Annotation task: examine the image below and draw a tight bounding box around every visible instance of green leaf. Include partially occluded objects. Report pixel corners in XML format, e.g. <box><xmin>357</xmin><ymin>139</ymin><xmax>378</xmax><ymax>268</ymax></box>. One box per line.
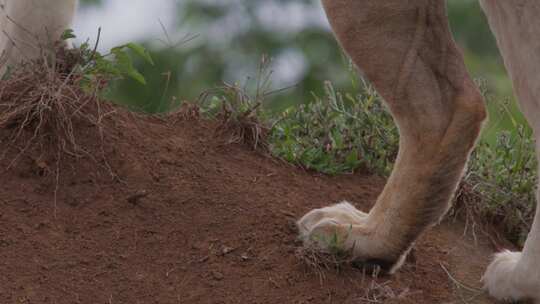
<box><xmin>126</xmin><ymin>43</ymin><xmax>154</xmax><ymax>65</ymax></box>
<box><xmin>112</xmin><ymin>48</ymin><xmax>147</xmax><ymax>84</ymax></box>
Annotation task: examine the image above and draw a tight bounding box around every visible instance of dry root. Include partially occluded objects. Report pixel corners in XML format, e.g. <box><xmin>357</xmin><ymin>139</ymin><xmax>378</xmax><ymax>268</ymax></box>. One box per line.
<box><xmin>0</xmin><ymin>44</ymin><xmax>127</xmax><ymax>218</ymax></box>
<box><xmin>0</xmin><ymin>45</ymin><xmax>116</xmax><ymax>169</ymax></box>
<box><xmin>197</xmin><ymin>82</ymin><xmax>271</xmax><ymax>152</ymax></box>
<box><xmin>218</xmin><ymin>106</ymin><xmax>269</xmax><ymax>151</ymax></box>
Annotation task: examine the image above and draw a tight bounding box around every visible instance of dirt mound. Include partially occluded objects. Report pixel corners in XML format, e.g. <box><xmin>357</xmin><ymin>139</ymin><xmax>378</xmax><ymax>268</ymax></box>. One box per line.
<box><xmin>0</xmin><ymin>93</ymin><xmax>508</xmax><ymax>304</ymax></box>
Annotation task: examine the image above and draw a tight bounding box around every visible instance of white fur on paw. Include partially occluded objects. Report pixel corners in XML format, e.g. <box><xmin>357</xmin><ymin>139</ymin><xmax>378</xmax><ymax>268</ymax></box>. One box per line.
<box><xmin>482</xmin><ymin>250</ymin><xmax>537</xmax><ymax>302</ymax></box>
<box><xmin>297</xmin><ymin>201</ymin><xmax>367</xmax><ymax>243</ymax></box>
<box><xmin>296</xmin><ymin>201</ymin><xmax>409</xmax><ymax>274</ymax></box>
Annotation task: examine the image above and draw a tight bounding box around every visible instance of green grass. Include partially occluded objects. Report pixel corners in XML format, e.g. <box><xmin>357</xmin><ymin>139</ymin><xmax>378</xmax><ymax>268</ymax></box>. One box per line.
<box><xmin>465</xmin><ymin>112</ymin><xmax>537</xmax><ymax>245</ymax></box>
<box><xmin>270</xmin><ymin>81</ymin><xmax>398</xmax><ymax>175</ymax></box>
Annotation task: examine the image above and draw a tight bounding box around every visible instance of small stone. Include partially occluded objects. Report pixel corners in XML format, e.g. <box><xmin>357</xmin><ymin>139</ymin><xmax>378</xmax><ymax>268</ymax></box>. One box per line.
<box><xmin>222</xmin><ymin>246</ymin><xmax>235</xmax><ymax>255</ymax></box>
<box><xmin>127</xmin><ymin>190</ymin><xmax>149</xmax><ymax>205</ymax></box>
<box><xmin>191</xmin><ymin>242</ymin><xmax>204</xmax><ymax>250</ymax></box>
<box><xmin>212</xmin><ymin>271</ymin><xmax>224</xmax><ymax>281</ymax></box>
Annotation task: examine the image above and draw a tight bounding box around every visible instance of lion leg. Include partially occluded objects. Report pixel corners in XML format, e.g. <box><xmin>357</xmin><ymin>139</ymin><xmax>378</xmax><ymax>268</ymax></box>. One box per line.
<box><xmin>479</xmin><ymin>1</ymin><xmax>540</xmax><ymax>302</ymax></box>
<box><xmin>298</xmin><ymin>1</ymin><xmax>486</xmax><ymax>273</ymax></box>
<box><xmin>0</xmin><ymin>0</ymin><xmax>78</xmax><ymax>68</ymax></box>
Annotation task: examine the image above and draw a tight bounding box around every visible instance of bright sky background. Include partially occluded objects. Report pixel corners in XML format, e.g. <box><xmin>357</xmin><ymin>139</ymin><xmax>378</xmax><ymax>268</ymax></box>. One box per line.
<box><xmin>73</xmin><ymin>0</ymin><xmax>178</xmax><ymax>50</ymax></box>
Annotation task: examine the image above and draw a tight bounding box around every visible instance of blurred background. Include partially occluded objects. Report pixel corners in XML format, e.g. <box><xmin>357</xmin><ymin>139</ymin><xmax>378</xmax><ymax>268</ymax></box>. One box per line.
<box><xmin>74</xmin><ymin>0</ymin><xmax>525</xmax><ymax>139</ymax></box>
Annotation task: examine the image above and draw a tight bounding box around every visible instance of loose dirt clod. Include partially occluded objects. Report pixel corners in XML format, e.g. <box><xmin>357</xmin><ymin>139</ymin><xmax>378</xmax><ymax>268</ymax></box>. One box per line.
<box><xmin>212</xmin><ymin>271</ymin><xmax>224</xmax><ymax>281</ymax></box>
<box><xmin>126</xmin><ymin>190</ymin><xmax>149</xmax><ymax>205</ymax></box>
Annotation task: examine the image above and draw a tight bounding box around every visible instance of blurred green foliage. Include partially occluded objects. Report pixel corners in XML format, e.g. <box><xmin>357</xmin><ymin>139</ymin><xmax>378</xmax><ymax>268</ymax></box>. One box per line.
<box><xmin>81</xmin><ymin>0</ymin><xmax>524</xmax><ymax>138</ymax></box>
<box><xmin>80</xmin><ymin>0</ymin><xmax>102</xmax><ymax>7</ymax></box>
<box><xmin>97</xmin><ymin>0</ymin><xmax>348</xmax><ymax>114</ymax></box>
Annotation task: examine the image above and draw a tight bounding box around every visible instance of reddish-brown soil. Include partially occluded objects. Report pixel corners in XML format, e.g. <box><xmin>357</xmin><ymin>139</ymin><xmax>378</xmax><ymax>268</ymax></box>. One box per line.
<box><xmin>0</xmin><ymin>107</ymin><xmax>504</xmax><ymax>303</ymax></box>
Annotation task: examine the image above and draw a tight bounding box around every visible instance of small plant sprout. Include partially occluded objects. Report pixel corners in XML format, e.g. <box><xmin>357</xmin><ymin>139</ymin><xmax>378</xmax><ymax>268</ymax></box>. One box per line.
<box><xmin>62</xmin><ymin>29</ymin><xmax>154</xmax><ymax>91</ymax></box>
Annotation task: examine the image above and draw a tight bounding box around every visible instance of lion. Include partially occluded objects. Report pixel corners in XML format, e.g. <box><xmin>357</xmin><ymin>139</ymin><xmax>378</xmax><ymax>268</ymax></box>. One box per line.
<box><xmin>2</xmin><ymin>0</ymin><xmax>538</xmax><ymax>303</ymax></box>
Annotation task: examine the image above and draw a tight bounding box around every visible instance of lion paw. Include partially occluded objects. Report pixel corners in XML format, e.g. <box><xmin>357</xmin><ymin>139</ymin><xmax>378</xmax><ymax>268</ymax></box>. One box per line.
<box><xmin>297</xmin><ymin>202</ymin><xmax>367</xmax><ymax>251</ymax></box>
<box><xmin>483</xmin><ymin>251</ymin><xmax>540</xmax><ymax>303</ymax></box>
<box><xmin>297</xmin><ymin>202</ymin><xmax>406</xmax><ymax>273</ymax></box>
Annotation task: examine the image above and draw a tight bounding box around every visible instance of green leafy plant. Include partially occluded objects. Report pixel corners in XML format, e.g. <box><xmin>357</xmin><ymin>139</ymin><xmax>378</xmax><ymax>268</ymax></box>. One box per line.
<box><xmin>63</xmin><ymin>29</ymin><xmax>154</xmax><ymax>91</ymax></box>
<box><xmin>196</xmin><ymin>56</ymin><xmax>274</xmax><ymax>150</ymax></box>
<box><xmin>270</xmin><ymin>81</ymin><xmax>398</xmax><ymax>175</ymax></box>
<box><xmin>463</xmin><ymin>115</ymin><xmax>537</xmax><ymax>245</ymax></box>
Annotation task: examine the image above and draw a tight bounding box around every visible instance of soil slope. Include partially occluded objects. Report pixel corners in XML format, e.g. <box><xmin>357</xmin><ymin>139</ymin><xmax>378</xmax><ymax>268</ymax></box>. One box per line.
<box><xmin>0</xmin><ymin>109</ymin><xmax>502</xmax><ymax>304</ymax></box>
